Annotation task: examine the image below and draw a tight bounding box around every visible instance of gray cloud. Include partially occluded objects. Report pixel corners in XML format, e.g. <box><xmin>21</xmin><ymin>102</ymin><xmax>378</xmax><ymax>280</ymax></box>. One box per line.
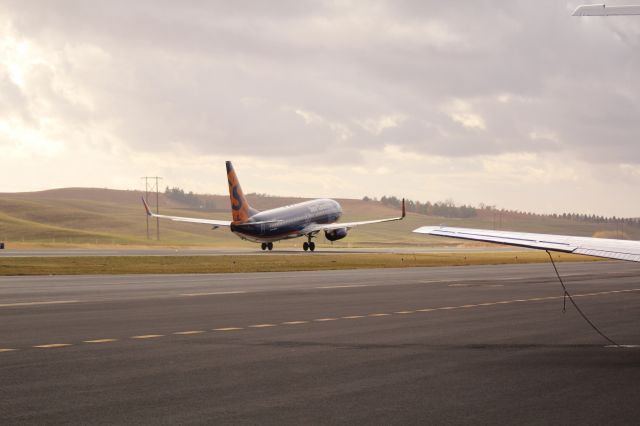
<box><xmin>1</xmin><ymin>1</ymin><xmax>640</xmax><ymax>214</ymax></box>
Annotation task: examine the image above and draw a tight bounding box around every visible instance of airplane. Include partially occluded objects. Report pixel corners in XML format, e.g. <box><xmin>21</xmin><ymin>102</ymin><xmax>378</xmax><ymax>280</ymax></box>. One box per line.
<box><xmin>573</xmin><ymin>3</ymin><xmax>640</xmax><ymax>15</ymax></box>
<box><xmin>412</xmin><ymin>226</ymin><xmax>640</xmax><ymax>262</ymax></box>
<box><xmin>142</xmin><ymin>161</ymin><xmax>405</xmax><ymax>251</ymax></box>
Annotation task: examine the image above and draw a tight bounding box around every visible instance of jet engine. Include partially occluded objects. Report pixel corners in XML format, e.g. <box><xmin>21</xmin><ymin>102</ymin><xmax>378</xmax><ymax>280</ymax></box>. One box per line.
<box><xmin>324</xmin><ymin>228</ymin><xmax>348</xmax><ymax>241</ymax></box>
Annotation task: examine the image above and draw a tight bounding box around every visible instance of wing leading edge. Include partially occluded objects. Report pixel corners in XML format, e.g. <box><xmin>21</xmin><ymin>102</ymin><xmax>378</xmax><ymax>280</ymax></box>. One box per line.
<box><xmin>413</xmin><ymin>226</ymin><xmax>640</xmax><ymax>262</ymax></box>
<box><xmin>141</xmin><ymin>197</ymin><xmax>232</xmax><ymax>227</ymax></box>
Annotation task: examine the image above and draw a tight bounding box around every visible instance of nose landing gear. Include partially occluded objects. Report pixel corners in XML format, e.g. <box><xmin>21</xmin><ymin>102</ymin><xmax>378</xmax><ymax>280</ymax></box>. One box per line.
<box><xmin>261</xmin><ymin>242</ymin><xmax>273</xmax><ymax>251</ymax></box>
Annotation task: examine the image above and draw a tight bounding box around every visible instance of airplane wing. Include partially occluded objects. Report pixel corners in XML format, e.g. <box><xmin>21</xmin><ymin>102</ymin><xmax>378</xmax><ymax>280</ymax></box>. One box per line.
<box><xmin>308</xmin><ymin>198</ymin><xmax>406</xmax><ymax>233</ymax></box>
<box><xmin>573</xmin><ymin>4</ymin><xmax>640</xmax><ymax>16</ymax></box>
<box><xmin>413</xmin><ymin>226</ymin><xmax>640</xmax><ymax>262</ymax></box>
<box><xmin>142</xmin><ymin>197</ymin><xmax>232</xmax><ymax>227</ymax></box>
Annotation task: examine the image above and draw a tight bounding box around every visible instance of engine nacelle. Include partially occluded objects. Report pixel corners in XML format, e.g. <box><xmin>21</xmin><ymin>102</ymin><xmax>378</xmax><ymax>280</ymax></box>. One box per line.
<box><xmin>324</xmin><ymin>228</ymin><xmax>348</xmax><ymax>241</ymax></box>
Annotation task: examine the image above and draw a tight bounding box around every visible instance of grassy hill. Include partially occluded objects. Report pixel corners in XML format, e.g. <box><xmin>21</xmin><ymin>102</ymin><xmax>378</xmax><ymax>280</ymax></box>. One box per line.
<box><xmin>0</xmin><ymin>188</ymin><xmax>638</xmax><ymax>249</ymax></box>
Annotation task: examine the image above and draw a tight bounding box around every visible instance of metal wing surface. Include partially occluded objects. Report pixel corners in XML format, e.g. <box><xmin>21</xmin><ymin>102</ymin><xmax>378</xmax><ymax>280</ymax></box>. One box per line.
<box><xmin>142</xmin><ymin>197</ymin><xmax>231</xmax><ymax>227</ymax></box>
<box><xmin>573</xmin><ymin>4</ymin><xmax>640</xmax><ymax>16</ymax></box>
<box><xmin>305</xmin><ymin>199</ymin><xmax>406</xmax><ymax>233</ymax></box>
<box><xmin>413</xmin><ymin>226</ymin><xmax>640</xmax><ymax>262</ymax></box>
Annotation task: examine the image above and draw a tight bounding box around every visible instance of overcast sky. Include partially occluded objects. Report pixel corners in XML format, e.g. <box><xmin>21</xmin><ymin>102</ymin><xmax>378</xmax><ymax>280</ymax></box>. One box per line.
<box><xmin>1</xmin><ymin>1</ymin><xmax>640</xmax><ymax>216</ymax></box>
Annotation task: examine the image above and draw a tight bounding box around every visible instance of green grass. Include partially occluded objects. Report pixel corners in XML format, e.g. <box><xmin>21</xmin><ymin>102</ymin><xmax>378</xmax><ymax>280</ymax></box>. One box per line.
<box><xmin>0</xmin><ymin>252</ymin><xmax>599</xmax><ymax>276</ymax></box>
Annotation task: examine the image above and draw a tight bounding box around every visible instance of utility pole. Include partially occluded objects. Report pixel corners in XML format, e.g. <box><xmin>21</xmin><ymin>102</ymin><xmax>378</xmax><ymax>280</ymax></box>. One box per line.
<box><xmin>141</xmin><ymin>176</ymin><xmax>162</xmax><ymax>240</ymax></box>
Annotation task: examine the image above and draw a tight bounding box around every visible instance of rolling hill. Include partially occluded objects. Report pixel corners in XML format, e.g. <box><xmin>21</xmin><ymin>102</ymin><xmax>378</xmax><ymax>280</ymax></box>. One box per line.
<box><xmin>0</xmin><ymin>188</ymin><xmax>637</xmax><ymax>249</ymax></box>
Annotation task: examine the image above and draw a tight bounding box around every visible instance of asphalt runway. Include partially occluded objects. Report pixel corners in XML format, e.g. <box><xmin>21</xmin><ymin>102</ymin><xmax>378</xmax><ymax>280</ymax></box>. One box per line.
<box><xmin>1</xmin><ymin>262</ymin><xmax>640</xmax><ymax>424</ymax></box>
<box><xmin>0</xmin><ymin>246</ymin><xmax>520</xmax><ymax>257</ymax></box>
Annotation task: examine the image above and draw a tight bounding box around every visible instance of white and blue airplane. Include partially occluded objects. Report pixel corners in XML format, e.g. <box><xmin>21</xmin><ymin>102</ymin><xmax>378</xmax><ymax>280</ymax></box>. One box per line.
<box><xmin>143</xmin><ymin>161</ymin><xmax>405</xmax><ymax>252</ymax></box>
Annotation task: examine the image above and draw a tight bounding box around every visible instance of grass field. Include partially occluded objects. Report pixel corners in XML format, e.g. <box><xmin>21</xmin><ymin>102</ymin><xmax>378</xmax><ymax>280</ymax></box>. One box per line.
<box><xmin>0</xmin><ymin>187</ymin><xmax>637</xmax><ymax>249</ymax></box>
<box><xmin>0</xmin><ymin>252</ymin><xmax>598</xmax><ymax>276</ymax></box>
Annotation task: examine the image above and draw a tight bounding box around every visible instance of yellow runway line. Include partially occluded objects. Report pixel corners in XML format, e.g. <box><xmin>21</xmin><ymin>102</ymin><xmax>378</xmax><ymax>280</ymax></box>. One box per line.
<box><xmin>34</xmin><ymin>343</ymin><xmax>72</xmax><ymax>349</ymax></box>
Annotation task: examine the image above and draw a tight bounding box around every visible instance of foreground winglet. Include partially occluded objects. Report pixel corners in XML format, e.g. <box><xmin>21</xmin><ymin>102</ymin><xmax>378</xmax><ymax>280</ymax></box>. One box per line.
<box><xmin>402</xmin><ymin>198</ymin><xmax>406</xmax><ymax>219</ymax></box>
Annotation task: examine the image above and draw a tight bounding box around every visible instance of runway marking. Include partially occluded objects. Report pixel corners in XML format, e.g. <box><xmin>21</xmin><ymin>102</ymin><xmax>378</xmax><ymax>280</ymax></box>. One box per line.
<box><xmin>0</xmin><ymin>300</ymin><xmax>79</xmax><ymax>308</ymax></box>
<box><xmin>10</xmin><ymin>287</ymin><xmax>640</xmax><ymax>353</ymax></box>
<box><xmin>316</xmin><ymin>285</ymin><xmax>370</xmax><ymax>289</ymax></box>
<box><xmin>180</xmin><ymin>291</ymin><xmax>247</xmax><ymax>297</ymax></box>
<box><xmin>33</xmin><ymin>343</ymin><xmax>72</xmax><ymax>349</ymax></box>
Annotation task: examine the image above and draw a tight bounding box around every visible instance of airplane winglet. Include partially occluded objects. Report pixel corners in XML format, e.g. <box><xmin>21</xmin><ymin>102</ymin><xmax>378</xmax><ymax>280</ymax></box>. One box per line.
<box><xmin>401</xmin><ymin>198</ymin><xmax>406</xmax><ymax>219</ymax></box>
<box><xmin>141</xmin><ymin>197</ymin><xmax>152</xmax><ymax>216</ymax></box>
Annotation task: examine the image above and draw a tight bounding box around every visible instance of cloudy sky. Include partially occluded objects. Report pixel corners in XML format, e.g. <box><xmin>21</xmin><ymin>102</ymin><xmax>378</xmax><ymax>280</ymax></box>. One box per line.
<box><xmin>1</xmin><ymin>1</ymin><xmax>640</xmax><ymax>216</ymax></box>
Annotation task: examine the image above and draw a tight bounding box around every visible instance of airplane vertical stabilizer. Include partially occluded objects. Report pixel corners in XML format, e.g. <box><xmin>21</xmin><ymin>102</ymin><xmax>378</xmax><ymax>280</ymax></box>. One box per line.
<box><xmin>226</xmin><ymin>161</ymin><xmax>258</xmax><ymax>223</ymax></box>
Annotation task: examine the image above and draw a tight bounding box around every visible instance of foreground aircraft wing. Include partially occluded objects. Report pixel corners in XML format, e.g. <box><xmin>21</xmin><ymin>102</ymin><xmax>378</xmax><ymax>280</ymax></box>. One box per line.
<box><xmin>307</xmin><ymin>199</ymin><xmax>406</xmax><ymax>233</ymax></box>
<box><xmin>413</xmin><ymin>226</ymin><xmax>640</xmax><ymax>262</ymax></box>
<box><xmin>141</xmin><ymin>197</ymin><xmax>232</xmax><ymax>227</ymax></box>
<box><xmin>573</xmin><ymin>4</ymin><xmax>640</xmax><ymax>16</ymax></box>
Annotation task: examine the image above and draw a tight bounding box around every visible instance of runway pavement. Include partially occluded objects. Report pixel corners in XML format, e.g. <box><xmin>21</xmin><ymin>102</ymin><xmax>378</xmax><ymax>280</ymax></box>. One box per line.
<box><xmin>1</xmin><ymin>262</ymin><xmax>640</xmax><ymax>424</ymax></box>
<box><xmin>0</xmin><ymin>246</ymin><xmax>520</xmax><ymax>257</ymax></box>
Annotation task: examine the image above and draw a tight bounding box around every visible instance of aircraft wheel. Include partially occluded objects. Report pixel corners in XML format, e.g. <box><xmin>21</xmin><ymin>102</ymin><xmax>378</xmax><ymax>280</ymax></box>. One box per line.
<box><xmin>267</xmin><ymin>242</ymin><xmax>273</xmax><ymax>251</ymax></box>
<box><xmin>309</xmin><ymin>242</ymin><xmax>316</xmax><ymax>251</ymax></box>
<box><xmin>261</xmin><ymin>243</ymin><xmax>267</xmax><ymax>251</ymax></box>
<box><xmin>303</xmin><ymin>242</ymin><xmax>309</xmax><ymax>251</ymax></box>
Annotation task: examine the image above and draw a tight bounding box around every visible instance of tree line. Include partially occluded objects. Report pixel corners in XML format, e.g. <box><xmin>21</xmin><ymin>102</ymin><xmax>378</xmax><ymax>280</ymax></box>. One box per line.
<box><xmin>164</xmin><ymin>187</ymin><xmax>216</xmax><ymax>210</ymax></box>
<box><xmin>364</xmin><ymin>195</ymin><xmax>478</xmax><ymax>218</ymax></box>
<box><xmin>368</xmin><ymin>194</ymin><xmax>640</xmax><ymax>225</ymax></box>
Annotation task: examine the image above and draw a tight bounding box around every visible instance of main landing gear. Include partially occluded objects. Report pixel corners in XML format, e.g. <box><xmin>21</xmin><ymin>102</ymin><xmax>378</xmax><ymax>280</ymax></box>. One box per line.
<box><xmin>303</xmin><ymin>236</ymin><xmax>316</xmax><ymax>252</ymax></box>
<box><xmin>261</xmin><ymin>242</ymin><xmax>273</xmax><ymax>251</ymax></box>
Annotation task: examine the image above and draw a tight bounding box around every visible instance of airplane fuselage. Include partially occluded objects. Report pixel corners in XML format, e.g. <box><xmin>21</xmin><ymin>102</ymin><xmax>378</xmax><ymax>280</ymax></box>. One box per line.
<box><xmin>230</xmin><ymin>199</ymin><xmax>342</xmax><ymax>243</ymax></box>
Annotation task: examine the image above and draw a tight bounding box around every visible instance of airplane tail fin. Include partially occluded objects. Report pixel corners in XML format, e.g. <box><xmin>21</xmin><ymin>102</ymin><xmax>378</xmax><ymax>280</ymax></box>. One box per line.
<box><xmin>226</xmin><ymin>161</ymin><xmax>258</xmax><ymax>223</ymax></box>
